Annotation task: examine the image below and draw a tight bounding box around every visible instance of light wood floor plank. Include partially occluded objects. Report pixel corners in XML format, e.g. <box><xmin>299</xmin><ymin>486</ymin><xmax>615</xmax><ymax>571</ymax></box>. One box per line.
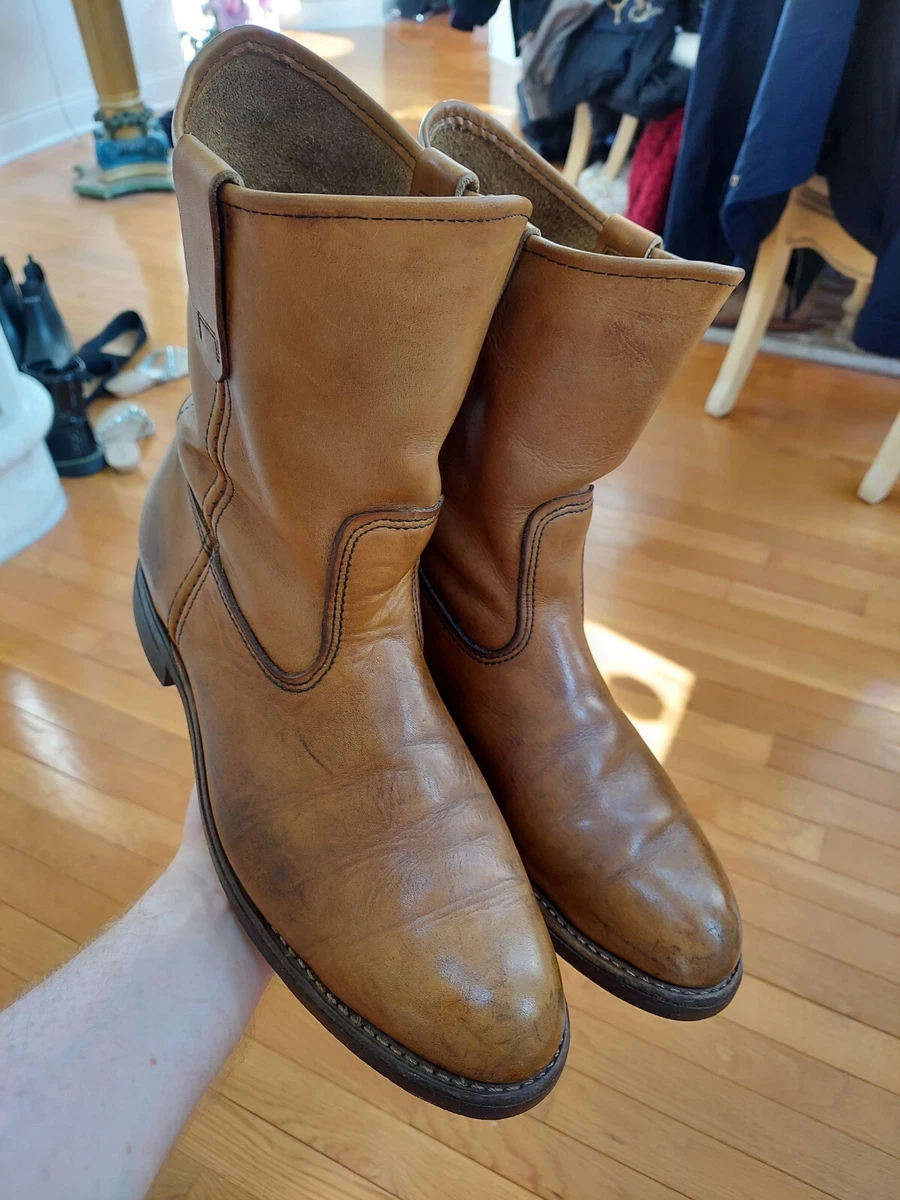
<box><xmin>563</xmin><ymin>967</ymin><xmax>900</xmax><ymax>1159</ymax></box>
<box><xmin>255</xmin><ymin>984</ymin><xmax>685</xmax><ymax>1200</ymax></box>
<box><xmin>180</xmin><ymin>1095</ymin><xmax>396</xmax><ymax>1200</ymax></box>
<box><xmin>0</xmin><ymin>700</ymin><xmax>188</xmax><ymax>821</ymax></box>
<box><xmin>732</xmin><ymin>872</ymin><xmax>900</xmax><ymax>983</ymax></box>
<box><xmin>702</xmin><ymin>822</ymin><xmax>900</xmax><ymax>934</ymax></box>
<box><xmin>727</xmin><ymin>977</ymin><xmax>900</xmax><ymax>1094</ymax></box>
<box><xmin>221</xmin><ymin>1039</ymin><xmax>543</xmax><ymax>1200</ymax></box>
<box><xmin>0</xmin><ymin>904</ymin><xmax>76</xmax><ymax>981</ymax></box>
<box><xmin>0</xmin><ymin>788</ymin><xmax>158</xmax><ymax>904</ymax></box>
<box><xmin>539</xmin><ymin>1070</ymin><xmax>828</xmax><ymax>1200</ymax></box>
<box><xmin>742</xmin><ymin>924</ymin><xmax>900</xmax><ymax>1036</ymax></box>
<box><xmin>0</xmin><ymin>667</ymin><xmax>193</xmax><ymax>778</ymax></box>
<box><xmin>566</xmin><ymin>1010</ymin><xmax>898</xmax><ymax>1199</ymax></box>
<box><xmin>0</xmin><ymin>744</ymin><xmax>179</xmax><ymax>865</ymax></box>
<box><xmin>768</xmin><ymin>738</ymin><xmax>900</xmax><ymax>808</ymax></box>
<box><xmin>670</xmin><ymin>742</ymin><xmax>900</xmax><ymax>846</ymax></box>
<box><xmin>0</xmin><ymin>840</ymin><xmax>119</xmax><ymax>943</ymax></box>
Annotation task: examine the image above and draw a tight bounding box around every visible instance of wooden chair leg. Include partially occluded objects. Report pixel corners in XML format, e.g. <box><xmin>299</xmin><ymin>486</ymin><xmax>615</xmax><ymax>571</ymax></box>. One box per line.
<box><xmin>602</xmin><ymin>113</ymin><xmax>639</xmax><ymax>181</ymax></box>
<box><xmin>705</xmin><ymin>221</ymin><xmax>794</xmax><ymax>418</ymax></box>
<box><xmin>858</xmin><ymin>409</ymin><xmax>900</xmax><ymax>503</ymax></box>
<box><xmin>841</xmin><ymin>278</ymin><xmax>871</xmax><ymax>334</ymax></box>
<box><xmin>563</xmin><ymin>103</ymin><xmax>593</xmax><ymax>184</ymax></box>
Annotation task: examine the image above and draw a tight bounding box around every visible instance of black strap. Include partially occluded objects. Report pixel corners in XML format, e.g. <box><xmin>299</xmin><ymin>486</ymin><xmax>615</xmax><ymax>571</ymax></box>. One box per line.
<box><xmin>76</xmin><ymin>310</ymin><xmax>147</xmax><ymax>401</ymax></box>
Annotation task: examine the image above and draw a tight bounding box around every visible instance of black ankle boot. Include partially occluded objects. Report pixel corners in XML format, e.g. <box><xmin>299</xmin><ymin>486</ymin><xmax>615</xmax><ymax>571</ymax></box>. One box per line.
<box><xmin>0</xmin><ymin>258</ymin><xmax>25</xmax><ymax>367</ymax></box>
<box><xmin>28</xmin><ymin>358</ymin><xmax>105</xmax><ymax>478</ymax></box>
<box><xmin>20</xmin><ymin>256</ymin><xmax>74</xmax><ymax>372</ymax></box>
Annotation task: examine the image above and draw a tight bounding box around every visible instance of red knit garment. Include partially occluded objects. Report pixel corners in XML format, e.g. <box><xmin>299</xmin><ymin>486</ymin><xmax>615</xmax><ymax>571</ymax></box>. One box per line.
<box><xmin>626</xmin><ymin>107</ymin><xmax>685</xmax><ymax>235</ymax></box>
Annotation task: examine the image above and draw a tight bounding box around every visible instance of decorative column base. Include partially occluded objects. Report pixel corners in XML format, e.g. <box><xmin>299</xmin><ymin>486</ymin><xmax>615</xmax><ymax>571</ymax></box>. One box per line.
<box><xmin>74</xmin><ymin>104</ymin><xmax>173</xmax><ymax>199</ymax></box>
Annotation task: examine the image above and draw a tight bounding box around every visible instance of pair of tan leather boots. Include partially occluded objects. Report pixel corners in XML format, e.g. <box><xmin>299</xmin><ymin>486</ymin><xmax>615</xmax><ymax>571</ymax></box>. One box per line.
<box><xmin>136</xmin><ymin>27</ymin><xmax>743</xmax><ymax>1118</ymax></box>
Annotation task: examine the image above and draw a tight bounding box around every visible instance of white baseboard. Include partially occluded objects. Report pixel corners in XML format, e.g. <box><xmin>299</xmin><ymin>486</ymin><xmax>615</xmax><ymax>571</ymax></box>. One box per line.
<box><xmin>281</xmin><ymin>1</ymin><xmax>386</xmax><ymax>32</ymax></box>
<box><xmin>0</xmin><ymin>66</ymin><xmax>184</xmax><ymax>168</ymax></box>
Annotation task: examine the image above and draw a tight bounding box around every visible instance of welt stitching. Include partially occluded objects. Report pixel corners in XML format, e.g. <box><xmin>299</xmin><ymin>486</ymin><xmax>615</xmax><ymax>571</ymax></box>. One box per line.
<box><xmin>214</xmin><ymin>514</ymin><xmax>438</xmax><ymax>692</ymax></box>
<box><xmin>221</xmin><ymin>204</ymin><xmax>526</xmax><ymax>225</ymax></box>
<box><xmin>433</xmin><ymin>114</ymin><xmax>602</xmax><ymax>230</ymax></box>
<box><xmin>187</xmin><ymin>41</ymin><xmax>414</xmax><ymax>168</ymax></box>
<box><xmin>528</xmin><ymin>250</ymin><xmax>735</xmax><ymax>286</ymax></box>
<box><xmin>535</xmin><ymin>892</ymin><xmax>738</xmax><ymax>999</ymax></box>
<box><xmin>423</xmin><ymin>497</ymin><xmax>593</xmax><ymax>665</ymax></box>
<box><xmin>269</xmin><ymin>928</ymin><xmax>564</xmax><ymax>1092</ymax></box>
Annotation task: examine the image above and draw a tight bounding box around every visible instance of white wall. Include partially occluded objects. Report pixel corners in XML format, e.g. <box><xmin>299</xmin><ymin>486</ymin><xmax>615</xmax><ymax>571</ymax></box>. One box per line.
<box><xmin>0</xmin><ymin>0</ymin><xmax>185</xmax><ymax>166</ymax></box>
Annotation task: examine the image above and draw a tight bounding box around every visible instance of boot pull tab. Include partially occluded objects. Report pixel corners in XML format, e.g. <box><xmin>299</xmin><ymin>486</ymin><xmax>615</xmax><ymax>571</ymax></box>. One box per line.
<box><xmin>410</xmin><ymin>146</ymin><xmax>479</xmax><ymax>197</ymax></box>
<box><xmin>172</xmin><ymin>134</ymin><xmax>243</xmax><ymax>381</ymax></box>
<box><xmin>595</xmin><ymin>213</ymin><xmax>663</xmax><ymax>259</ymax></box>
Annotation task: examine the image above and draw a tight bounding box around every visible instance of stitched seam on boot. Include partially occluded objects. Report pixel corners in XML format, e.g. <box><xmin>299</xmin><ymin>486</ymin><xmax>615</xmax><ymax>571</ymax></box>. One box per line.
<box><xmin>210</xmin><ymin>379</ymin><xmax>236</xmax><ymax>533</ymax></box>
<box><xmin>198</xmin><ymin>384</ymin><xmax>226</xmax><ymax>516</ymax></box>
<box><xmin>174</xmin><ymin>557</ymin><xmax>212</xmax><ymax>644</ymax></box>
<box><xmin>420</xmin><ymin>492</ymin><xmax>594</xmax><ymax>665</ymax></box>
<box><xmin>527</xmin><ymin>247</ymin><xmax>735</xmax><ymax>286</ymax></box>
<box><xmin>221</xmin><ymin>204</ymin><xmax>527</xmax><ymax>225</ymax></box>
<box><xmin>411</xmin><ymin>568</ymin><xmax>423</xmax><ymax>648</ymax></box>
<box><xmin>166</xmin><ymin>385</ymin><xmax>228</xmax><ymax>637</ymax></box>
<box><xmin>164</xmin><ymin>478</ymin><xmax>214</xmax><ymax>634</ymax></box>
<box><xmin>164</xmin><ymin>483</ymin><xmax>213</xmax><ymax>639</ymax></box>
<box><xmin>210</xmin><ymin>510</ymin><xmax>439</xmax><ymax>690</ymax></box>
<box><xmin>201</xmin><ymin>381</ymin><xmax>233</xmax><ymax>520</ymax></box>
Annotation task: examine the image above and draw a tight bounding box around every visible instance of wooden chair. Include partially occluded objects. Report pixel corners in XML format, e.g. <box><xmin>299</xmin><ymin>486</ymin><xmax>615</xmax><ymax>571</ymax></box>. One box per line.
<box><xmin>562</xmin><ymin>104</ymin><xmax>639</xmax><ymax>184</ymax></box>
<box><xmin>561</xmin><ymin>31</ymin><xmax>698</xmax><ymax>186</ymax></box>
<box><xmin>705</xmin><ymin>176</ymin><xmax>899</xmax><ymax>503</ymax></box>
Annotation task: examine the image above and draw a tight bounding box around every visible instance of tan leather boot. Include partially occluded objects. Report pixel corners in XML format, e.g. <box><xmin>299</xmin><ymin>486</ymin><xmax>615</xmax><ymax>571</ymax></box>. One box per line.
<box><xmin>134</xmin><ymin>31</ymin><xmax>567</xmax><ymax>1116</ymax></box>
<box><xmin>419</xmin><ymin>103</ymin><xmax>745</xmax><ymax>1020</ymax></box>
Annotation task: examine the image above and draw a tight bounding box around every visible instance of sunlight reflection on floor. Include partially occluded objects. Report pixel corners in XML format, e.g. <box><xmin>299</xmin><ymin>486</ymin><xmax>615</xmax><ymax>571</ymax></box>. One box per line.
<box><xmin>584</xmin><ymin>620</ymin><xmax>695</xmax><ymax>764</ymax></box>
<box><xmin>283</xmin><ymin>31</ymin><xmax>356</xmax><ymax>60</ymax></box>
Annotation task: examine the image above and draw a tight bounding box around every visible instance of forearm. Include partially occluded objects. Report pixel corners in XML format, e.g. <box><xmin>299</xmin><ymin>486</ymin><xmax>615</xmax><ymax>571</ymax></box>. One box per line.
<box><xmin>0</xmin><ymin>846</ymin><xmax>272</xmax><ymax>1200</ymax></box>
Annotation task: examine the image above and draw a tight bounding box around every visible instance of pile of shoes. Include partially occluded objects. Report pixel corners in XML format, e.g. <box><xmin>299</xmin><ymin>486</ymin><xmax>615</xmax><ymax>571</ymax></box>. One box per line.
<box><xmin>0</xmin><ymin>258</ymin><xmax>184</xmax><ymax>477</ymax></box>
<box><xmin>135</xmin><ymin>27</ymin><xmax>744</xmax><ymax>1118</ymax></box>
<box><xmin>1</xmin><ymin>255</ymin><xmax>106</xmax><ymax>478</ymax></box>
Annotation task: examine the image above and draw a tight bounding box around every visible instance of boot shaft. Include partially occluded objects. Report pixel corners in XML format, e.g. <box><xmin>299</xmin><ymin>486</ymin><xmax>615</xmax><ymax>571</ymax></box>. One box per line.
<box><xmin>419</xmin><ymin>103</ymin><xmax>742</xmax><ymax>639</ymax></box>
<box><xmin>142</xmin><ymin>32</ymin><xmax>531</xmax><ymax>670</ymax></box>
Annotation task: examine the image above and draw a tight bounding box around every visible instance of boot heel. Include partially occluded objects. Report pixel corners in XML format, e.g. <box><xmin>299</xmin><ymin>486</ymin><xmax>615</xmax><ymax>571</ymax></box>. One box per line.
<box><xmin>133</xmin><ymin>564</ymin><xmax>176</xmax><ymax>687</ymax></box>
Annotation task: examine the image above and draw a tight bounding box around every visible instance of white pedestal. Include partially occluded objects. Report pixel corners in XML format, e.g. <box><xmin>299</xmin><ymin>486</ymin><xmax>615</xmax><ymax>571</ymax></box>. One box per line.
<box><xmin>0</xmin><ymin>328</ymin><xmax>67</xmax><ymax>565</ymax></box>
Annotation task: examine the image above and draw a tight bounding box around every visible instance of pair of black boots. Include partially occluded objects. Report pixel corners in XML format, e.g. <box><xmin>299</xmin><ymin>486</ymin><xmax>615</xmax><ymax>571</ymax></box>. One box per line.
<box><xmin>1</xmin><ymin>256</ymin><xmax>104</xmax><ymax>478</ymax></box>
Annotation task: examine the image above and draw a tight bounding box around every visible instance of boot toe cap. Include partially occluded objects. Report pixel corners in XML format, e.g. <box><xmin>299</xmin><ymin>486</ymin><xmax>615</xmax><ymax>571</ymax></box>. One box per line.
<box><xmin>545</xmin><ymin>824</ymin><xmax>742</xmax><ymax>991</ymax></box>
<box><xmin>306</xmin><ymin>878</ymin><xmax>568</xmax><ymax>1085</ymax></box>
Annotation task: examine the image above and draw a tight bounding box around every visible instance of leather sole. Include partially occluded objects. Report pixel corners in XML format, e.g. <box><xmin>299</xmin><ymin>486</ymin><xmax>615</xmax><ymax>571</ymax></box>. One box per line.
<box><xmin>133</xmin><ymin>563</ymin><xmax>568</xmax><ymax>1117</ymax></box>
<box><xmin>535</xmin><ymin>889</ymin><xmax>743</xmax><ymax>1021</ymax></box>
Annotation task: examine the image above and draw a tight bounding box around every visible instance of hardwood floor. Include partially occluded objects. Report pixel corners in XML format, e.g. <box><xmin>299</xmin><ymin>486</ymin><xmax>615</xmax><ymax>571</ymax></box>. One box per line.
<box><xmin>1</xmin><ymin>16</ymin><xmax>899</xmax><ymax>1200</ymax></box>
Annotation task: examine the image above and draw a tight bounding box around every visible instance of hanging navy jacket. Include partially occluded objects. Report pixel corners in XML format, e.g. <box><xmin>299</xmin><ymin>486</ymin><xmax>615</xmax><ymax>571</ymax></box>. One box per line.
<box><xmin>665</xmin><ymin>0</ymin><xmax>900</xmax><ymax>356</ymax></box>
